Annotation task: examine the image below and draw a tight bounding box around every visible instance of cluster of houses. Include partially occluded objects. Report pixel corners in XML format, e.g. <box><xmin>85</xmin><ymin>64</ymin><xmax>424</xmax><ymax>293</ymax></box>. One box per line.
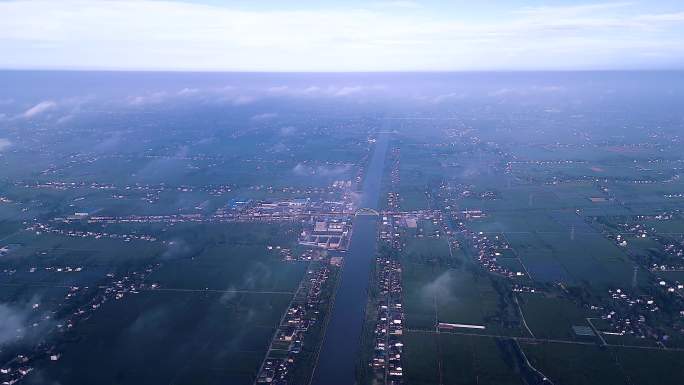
<box><xmin>0</xmin><ymin>264</ymin><xmax>159</xmax><ymax>385</ymax></box>
<box><xmin>330</xmin><ymin>180</ymin><xmax>353</xmax><ymax>190</ymax></box>
<box><xmin>0</xmin><ymin>244</ymin><xmax>20</xmax><ymax>257</ymax></box>
<box><xmin>454</xmin><ymin>221</ymin><xmax>526</xmax><ymax>279</ymax></box>
<box><xmin>19</xmin><ymin>179</ymin><xmax>240</xmax><ymax>197</ymax></box>
<box><xmin>214</xmin><ymin>198</ymin><xmax>355</xmax><ymax>226</ymax></box>
<box><xmin>386</xmin><ymin>192</ymin><xmax>400</xmax><ymax>211</ymax></box>
<box><xmin>256</xmin><ymin>265</ymin><xmax>331</xmax><ymax>384</ymax></box>
<box><xmin>385</xmin><ymin>147</ymin><xmax>401</xmax><ymax>211</ymax></box>
<box><xmin>511</xmin><ymin>283</ymin><xmax>538</xmax><ymax>293</ymax></box>
<box><xmin>27</xmin><ymin>221</ymin><xmax>157</xmax><ymax>243</ymax></box>
<box><xmin>598</xmin><ymin>288</ymin><xmax>664</xmax><ymax>341</ymax></box>
<box><xmin>379</xmin><ymin>215</ymin><xmax>403</xmax><ymax>251</ymax></box>
<box><xmin>20</xmin><ymin>176</ymin><xmax>353</xmax><ymax>204</ymax></box>
<box><xmin>271</xmin><ymin>246</ymin><xmax>323</xmax><ymax>262</ymax></box>
<box><xmin>1</xmin><ymin>355</ymin><xmax>36</xmax><ymax>385</ymax></box>
<box><xmin>370</xmin><ymin>257</ymin><xmax>404</xmax><ymax>384</ymax></box>
<box><xmin>654</xmin><ymin>277</ymin><xmax>684</xmax><ymax>296</ymax></box>
<box><xmin>381</xmin><ymin>210</ymin><xmax>448</xmax><ymax>251</ymax></box>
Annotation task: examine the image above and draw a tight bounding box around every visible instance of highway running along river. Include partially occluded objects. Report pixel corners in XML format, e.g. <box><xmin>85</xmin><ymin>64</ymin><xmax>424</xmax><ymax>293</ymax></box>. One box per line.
<box><xmin>311</xmin><ymin>133</ymin><xmax>389</xmax><ymax>385</ymax></box>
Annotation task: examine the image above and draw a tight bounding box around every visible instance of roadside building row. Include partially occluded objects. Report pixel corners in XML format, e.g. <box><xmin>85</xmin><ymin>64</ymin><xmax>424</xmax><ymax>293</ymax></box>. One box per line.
<box><xmin>256</xmin><ymin>264</ymin><xmax>332</xmax><ymax>385</ymax></box>
<box><xmin>370</xmin><ymin>257</ymin><xmax>404</xmax><ymax>385</ymax></box>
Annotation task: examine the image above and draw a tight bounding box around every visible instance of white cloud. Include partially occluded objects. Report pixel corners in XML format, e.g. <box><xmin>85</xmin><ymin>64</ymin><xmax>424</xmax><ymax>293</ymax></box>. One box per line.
<box><xmin>333</xmin><ymin>86</ymin><xmax>364</xmax><ymax>96</ymax></box>
<box><xmin>293</xmin><ymin>162</ymin><xmax>352</xmax><ymax>177</ymax></box>
<box><xmin>267</xmin><ymin>86</ymin><xmax>289</xmax><ymax>93</ymax></box>
<box><xmin>177</xmin><ymin>87</ymin><xmax>200</xmax><ymax>96</ymax></box>
<box><xmin>127</xmin><ymin>91</ymin><xmax>169</xmax><ymax>106</ymax></box>
<box><xmin>232</xmin><ymin>95</ymin><xmax>256</xmax><ymax>106</ymax></box>
<box><xmin>22</xmin><ymin>100</ymin><xmax>57</xmax><ymax>118</ymax></box>
<box><xmin>56</xmin><ymin>114</ymin><xmax>75</xmax><ymax>124</ymax></box>
<box><xmin>265</xmin><ymin>84</ymin><xmax>384</xmax><ymax>98</ymax></box>
<box><xmin>430</xmin><ymin>92</ymin><xmax>466</xmax><ymax>104</ymax></box>
<box><xmin>280</xmin><ymin>126</ymin><xmax>297</xmax><ymax>136</ymax></box>
<box><xmin>370</xmin><ymin>1</ymin><xmax>422</xmax><ymax>9</ymax></box>
<box><xmin>2</xmin><ymin>1</ymin><xmax>681</xmax><ymax>71</ymax></box>
<box><xmin>251</xmin><ymin>112</ymin><xmax>278</xmax><ymax>121</ymax></box>
<box><xmin>0</xmin><ymin>300</ymin><xmax>52</xmax><ymax>346</ymax></box>
<box><xmin>636</xmin><ymin>12</ymin><xmax>684</xmax><ymax>22</ymax></box>
<box><xmin>301</xmin><ymin>86</ymin><xmax>321</xmax><ymax>94</ymax></box>
<box><xmin>488</xmin><ymin>85</ymin><xmax>566</xmax><ymax>97</ymax></box>
<box><xmin>516</xmin><ymin>2</ymin><xmax>635</xmax><ymax>18</ymax></box>
<box><xmin>0</xmin><ymin>303</ymin><xmax>30</xmax><ymax>345</ymax></box>
<box><xmin>124</xmin><ymin>87</ymin><xmax>261</xmax><ymax>107</ymax></box>
<box><xmin>292</xmin><ymin>163</ymin><xmax>308</xmax><ymax>176</ymax></box>
<box><xmin>0</xmin><ymin>138</ymin><xmax>11</xmax><ymax>151</ymax></box>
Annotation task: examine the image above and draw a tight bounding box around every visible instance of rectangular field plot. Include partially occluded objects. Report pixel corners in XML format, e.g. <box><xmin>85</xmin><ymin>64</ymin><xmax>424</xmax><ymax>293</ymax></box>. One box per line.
<box><xmin>0</xmin><ymin>233</ymin><xmax>163</xmax><ymax>307</ymax></box>
<box><xmin>3</xmin><ymin>221</ymin><xmax>307</xmax><ymax>385</ymax></box>
<box><xmin>398</xmin><ymin>187</ymin><xmax>431</xmax><ymax>211</ymax></box>
<box><xmin>441</xmin><ymin>334</ymin><xmax>521</xmax><ymax>385</ymax></box>
<box><xmin>403</xmin><ymin>332</ymin><xmax>522</xmax><ymax>385</ymax></box>
<box><xmin>0</xmin><ymin>231</ymin><xmax>163</xmax><ymax>267</ymax></box>
<box><xmin>148</xmin><ymin>245</ymin><xmax>306</xmax><ymax>292</ymax></box>
<box><xmin>467</xmin><ymin>211</ymin><xmax>568</xmax><ymax>234</ymax></box>
<box><xmin>403</xmin><ymin>332</ymin><xmax>440</xmax><ymax>385</ymax></box>
<box><xmin>28</xmin><ymin>290</ymin><xmax>291</xmax><ymax>385</ymax></box>
<box><xmin>522</xmin><ymin>342</ymin><xmax>684</xmax><ymax>385</ymax></box>
<box><xmin>613</xmin><ymin>347</ymin><xmax>684</xmax><ymax>385</ymax></box>
<box><xmin>402</xmin><ymin>263</ymin><xmax>504</xmax><ymax>331</ymax></box>
<box><xmin>522</xmin><ymin>342</ymin><xmax>628</xmax><ymax>385</ymax></box>
<box><xmin>507</xmin><ymin>232</ymin><xmax>634</xmax><ymax>287</ymax></box>
<box><xmin>643</xmin><ymin>218</ymin><xmax>684</xmax><ymax>234</ymax></box>
<box><xmin>519</xmin><ymin>294</ymin><xmax>597</xmax><ymax>340</ymax></box>
<box><xmin>402</xmin><ymin>237</ymin><xmax>453</xmax><ymax>265</ymax></box>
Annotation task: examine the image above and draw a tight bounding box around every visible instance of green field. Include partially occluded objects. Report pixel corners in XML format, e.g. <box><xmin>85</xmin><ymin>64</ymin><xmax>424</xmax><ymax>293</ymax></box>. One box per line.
<box><xmin>0</xmin><ymin>222</ymin><xmax>308</xmax><ymax>385</ymax></box>
<box><xmin>523</xmin><ymin>342</ymin><xmax>684</xmax><ymax>385</ymax></box>
<box><xmin>404</xmin><ymin>332</ymin><xmax>522</xmax><ymax>385</ymax></box>
<box><xmin>33</xmin><ymin>290</ymin><xmax>289</xmax><ymax>385</ymax></box>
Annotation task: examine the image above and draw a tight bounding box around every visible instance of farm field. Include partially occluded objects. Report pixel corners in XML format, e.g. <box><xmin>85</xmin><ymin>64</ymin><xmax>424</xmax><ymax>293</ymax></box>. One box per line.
<box><xmin>375</xmin><ymin>99</ymin><xmax>684</xmax><ymax>384</ymax></box>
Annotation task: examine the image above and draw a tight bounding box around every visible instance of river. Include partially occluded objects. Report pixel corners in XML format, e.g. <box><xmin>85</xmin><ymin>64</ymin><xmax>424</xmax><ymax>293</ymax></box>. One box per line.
<box><xmin>310</xmin><ymin>133</ymin><xmax>389</xmax><ymax>385</ymax></box>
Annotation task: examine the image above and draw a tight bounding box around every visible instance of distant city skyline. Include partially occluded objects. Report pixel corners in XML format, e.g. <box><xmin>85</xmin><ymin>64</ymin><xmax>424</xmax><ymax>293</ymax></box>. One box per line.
<box><xmin>1</xmin><ymin>0</ymin><xmax>684</xmax><ymax>71</ymax></box>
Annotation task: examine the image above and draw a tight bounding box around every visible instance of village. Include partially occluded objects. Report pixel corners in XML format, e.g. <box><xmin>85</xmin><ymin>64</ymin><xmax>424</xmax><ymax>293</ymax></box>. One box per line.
<box><xmin>255</xmin><ymin>262</ymin><xmax>334</xmax><ymax>385</ymax></box>
<box><xmin>369</xmin><ymin>257</ymin><xmax>405</xmax><ymax>385</ymax></box>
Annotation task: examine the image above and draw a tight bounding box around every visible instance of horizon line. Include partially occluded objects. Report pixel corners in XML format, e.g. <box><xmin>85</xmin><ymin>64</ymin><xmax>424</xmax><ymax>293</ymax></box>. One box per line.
<box><xmin>2</xmin><ymin>67</ymin><xmax>684</xmax><ymax>74</ymax></box>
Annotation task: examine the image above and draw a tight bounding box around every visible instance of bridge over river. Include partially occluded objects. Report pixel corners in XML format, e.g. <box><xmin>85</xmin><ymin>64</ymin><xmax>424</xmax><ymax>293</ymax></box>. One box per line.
<box><xmin>355</xmin><ymin>208</ymin><xmax>380</xmax><ymax>216</ymax></box>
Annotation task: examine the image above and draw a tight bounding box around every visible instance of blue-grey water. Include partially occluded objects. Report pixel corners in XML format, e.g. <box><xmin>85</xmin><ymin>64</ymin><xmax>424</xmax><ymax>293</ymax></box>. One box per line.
<box><xmin>311</xmin><ymin>133</ymin><xmax>389</xmax><ymax>385</ymax></box>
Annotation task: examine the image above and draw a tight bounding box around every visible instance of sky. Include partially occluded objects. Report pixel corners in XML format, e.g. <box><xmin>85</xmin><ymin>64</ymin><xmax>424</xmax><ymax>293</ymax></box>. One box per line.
<box><xmin>1</xmin><ymin>0</ymin><xmax>684</xmax><ymax>71</ymax></box>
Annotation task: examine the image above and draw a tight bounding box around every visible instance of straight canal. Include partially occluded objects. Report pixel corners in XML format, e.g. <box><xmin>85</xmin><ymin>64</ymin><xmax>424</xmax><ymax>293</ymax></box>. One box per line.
<box><xmin>311</xmin><ymin>133</ymin><xmax>389</xmax><ymax>385</ymax></box>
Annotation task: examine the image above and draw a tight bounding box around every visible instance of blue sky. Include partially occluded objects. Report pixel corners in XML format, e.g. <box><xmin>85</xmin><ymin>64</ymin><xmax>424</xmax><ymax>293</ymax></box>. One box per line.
<box><xmin>1</xmin><ymin>0</ymin><xmax>683</xmax><ymax>71</ymax></box>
